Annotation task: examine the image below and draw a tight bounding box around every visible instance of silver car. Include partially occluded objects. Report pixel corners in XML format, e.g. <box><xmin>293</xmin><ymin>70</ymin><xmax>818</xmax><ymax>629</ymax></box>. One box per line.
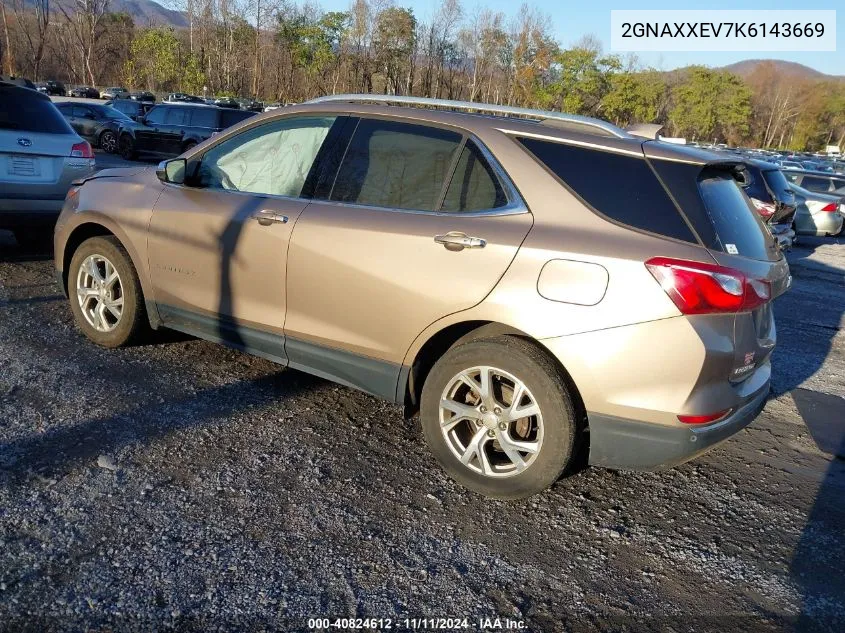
<box><xmin>790</xmin><ymin>183</ymin><xmax>844</xmax><ymax>236</ymax></box>
<box><xmin>0</xmin><ymin>80</ymin><xmax>96</xmax><ymax>245</ymax></box>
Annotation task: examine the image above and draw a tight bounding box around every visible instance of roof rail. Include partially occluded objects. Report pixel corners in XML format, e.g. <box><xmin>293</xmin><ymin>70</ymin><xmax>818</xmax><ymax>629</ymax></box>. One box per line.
<box><xmin>305</xmin><ymin>94</ymin><xmax>631</xmax><ymax>139</ymax></box>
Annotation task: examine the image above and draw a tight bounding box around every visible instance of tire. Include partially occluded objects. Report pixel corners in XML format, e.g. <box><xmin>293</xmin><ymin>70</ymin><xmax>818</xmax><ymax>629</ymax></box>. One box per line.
<box><xmin>420</xmin><ymin>336</ymin><xmax>577</xmax><ymax>499</ymax></box>
<box><xmin>118</xmin><ymin>134</ymin><xmax>136</xmax><ymax>160</ymax></box>
<box><xmin>68</xmin><ymin>236</ymin><xmax>149</xmax><ymax>348</ymax></box>
<box><xmin>99</xmin><ymin>129</ymin><xmax>117</xmax><ymax>153</ymax></box>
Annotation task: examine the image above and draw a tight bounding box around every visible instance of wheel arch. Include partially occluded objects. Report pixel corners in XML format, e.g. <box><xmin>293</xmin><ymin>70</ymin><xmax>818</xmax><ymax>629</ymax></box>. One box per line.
<box><xmin>60</xmin><ymin>220</ymin><xmax>161</xmax><ymax>328</ymax></box>
<box><xmin>400</xmin><ymin>321</ymin><xmax>587</xmax><ymax>434</ymax></box>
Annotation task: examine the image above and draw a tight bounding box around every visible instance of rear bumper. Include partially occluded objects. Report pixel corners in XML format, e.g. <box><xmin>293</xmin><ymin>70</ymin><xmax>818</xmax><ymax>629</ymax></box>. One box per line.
<box><xmin>587</xmin><ymin>378</ymin><xmax>769</xmax><ymax>470</ymax></box>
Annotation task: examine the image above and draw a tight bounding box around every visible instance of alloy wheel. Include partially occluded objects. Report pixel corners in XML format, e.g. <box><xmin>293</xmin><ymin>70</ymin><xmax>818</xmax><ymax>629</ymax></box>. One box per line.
<box><xmin>439</xmin><ymin>366</ymin><xmax>544</xmax><ymax>478</ymax></box>
<box><xmin>101</xmin><ymin>131</ymin><xmax>117</xmax><ymax>153</ymax></box>
<box><xmin>76</xmin><ymin>254</ymin><xmax>124</xmax><ymax>332</ymax></box>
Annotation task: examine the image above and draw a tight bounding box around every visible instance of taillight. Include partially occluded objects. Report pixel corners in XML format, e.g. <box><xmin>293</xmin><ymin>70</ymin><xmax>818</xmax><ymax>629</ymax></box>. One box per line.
<box><xmin>70</xmin><ymin>141</ymin><xmax>93</xmax><ymax>158</ymax></box>
<box><xmin>820</xmin><ymin>203</ymin><xmax>837</xmax><ymax>213</ymax></box>
<box><xmin>750</xmin><ymin>198</ymin><xmax>775</xmax><ymax>218</ymax></box>
<box><xmin>678</xmin><ymin>409</ymin><xmax>731</xmax><ymax>425</ymax></box>
<box><xmin>645</xmin><ymin>257</ymin><xmax>771</xmax><ymax>315</ymax></box>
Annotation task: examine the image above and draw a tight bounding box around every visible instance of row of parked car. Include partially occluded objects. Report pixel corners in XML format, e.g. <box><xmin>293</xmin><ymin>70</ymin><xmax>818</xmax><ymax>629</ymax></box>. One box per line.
<box><xmin>54</xmin><ymin>100</ymin><xmax>257</xmax><ymax>161</ymax></box>
<box><xmin>714</xmin><ymin>149</ymin><xmax>845</xmax><ymax>247</ymax></box>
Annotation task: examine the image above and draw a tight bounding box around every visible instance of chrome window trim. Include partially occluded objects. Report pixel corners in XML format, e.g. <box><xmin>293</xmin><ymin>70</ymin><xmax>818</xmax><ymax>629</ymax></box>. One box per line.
<box><xmin>503</xmin><ymin>129</ymin><xmax>644</xmax><ymax>158</ymax></box>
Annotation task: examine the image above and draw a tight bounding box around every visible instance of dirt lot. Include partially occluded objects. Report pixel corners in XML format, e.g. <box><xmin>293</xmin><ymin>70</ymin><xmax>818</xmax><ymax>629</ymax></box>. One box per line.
<box><xmin>0</xmin><ymin>208</ymin><xmax>843</xmax><ymax>631</ymax></box>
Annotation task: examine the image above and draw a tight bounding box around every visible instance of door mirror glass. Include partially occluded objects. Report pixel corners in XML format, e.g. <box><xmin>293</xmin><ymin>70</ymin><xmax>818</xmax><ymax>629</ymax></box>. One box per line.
<box><xmin>156</xmin><ymin>158</ymin><xmax>186</xmax><ymax>184</ymax></box>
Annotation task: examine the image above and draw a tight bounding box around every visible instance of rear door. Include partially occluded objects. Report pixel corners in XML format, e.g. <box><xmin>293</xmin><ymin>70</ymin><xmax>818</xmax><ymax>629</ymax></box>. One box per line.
<box><xmin>284</xmin><ymin>117</ymin><xmax>533</xmax><ymax>398</ymax></box>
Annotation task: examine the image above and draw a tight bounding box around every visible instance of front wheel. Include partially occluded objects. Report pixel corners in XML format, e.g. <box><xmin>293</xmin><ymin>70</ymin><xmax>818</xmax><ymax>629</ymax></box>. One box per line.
<box><xmin>420</xmin><ymin>336</ymin><xmax>577</xmax><ymax>499</ymax></box>
<box><xmin>99</xmin><ymin>129</ymin><xmax>118</xmax><ymax>153</ymax></box>
<box><xmin>68</xmin><ymin>236</ymin><xmax>149</xmax><ymax>348</ymax></box>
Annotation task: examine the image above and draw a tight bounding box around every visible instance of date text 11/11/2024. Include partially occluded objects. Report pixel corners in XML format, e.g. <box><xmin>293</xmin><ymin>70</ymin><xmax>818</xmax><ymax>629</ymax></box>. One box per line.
<box><xmin>307</xmin><ymin>617</ymin><xmax>528</xmax><ymax>630</ymax></box>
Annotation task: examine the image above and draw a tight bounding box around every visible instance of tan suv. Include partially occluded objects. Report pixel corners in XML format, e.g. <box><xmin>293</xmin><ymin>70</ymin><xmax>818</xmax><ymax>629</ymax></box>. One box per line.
<box><xmin>54</xmin><ymin>95</ymin><xmax>791</xmax><ymax>498</ymax></box>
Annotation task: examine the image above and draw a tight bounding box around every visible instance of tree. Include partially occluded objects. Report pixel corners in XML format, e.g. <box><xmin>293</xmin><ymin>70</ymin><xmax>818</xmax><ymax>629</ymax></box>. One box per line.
<box><xmin>669</xmin><ymin>67</ymin><xmax>752</xmax><ymax>143</ymax></box>
<box><xmin>373</xmin><ymin>6</ymin><xmax>415</xmax><ymax>95</ymax></box>
<box><xmin>59</xmin><ymin>0</ymin><xmax>111</xmax><ymax>86</ymax></box>
<box><xmin>601</xmin><ymin>70</ymin><xmax>666</xmax><ymax>127</ymax></box>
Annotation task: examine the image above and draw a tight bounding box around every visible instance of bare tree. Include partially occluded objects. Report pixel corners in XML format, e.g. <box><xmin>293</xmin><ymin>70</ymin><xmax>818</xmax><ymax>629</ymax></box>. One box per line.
<box><xmin>59</xmin><ymin>0</ymin><xmax>111</xmax><ymax>85</ymax></box>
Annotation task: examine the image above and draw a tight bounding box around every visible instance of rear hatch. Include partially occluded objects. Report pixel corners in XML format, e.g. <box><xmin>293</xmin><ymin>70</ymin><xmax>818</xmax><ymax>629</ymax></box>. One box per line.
<box><xmin>1</xmin><ymin>83</ymin><xmax>84</xmax><ymax>191</ymax></box>
<box><xmin>645</xmin><ymin>145</ymin><xmax>790</xmax><ymax>383</ymax></box>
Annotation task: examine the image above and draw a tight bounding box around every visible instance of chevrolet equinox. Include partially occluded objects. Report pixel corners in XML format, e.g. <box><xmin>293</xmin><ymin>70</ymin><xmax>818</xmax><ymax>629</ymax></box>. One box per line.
<box><xmin>54</xmin><ymin>95</ymin><xmax>790</xmax><ymax>498</ymax></box>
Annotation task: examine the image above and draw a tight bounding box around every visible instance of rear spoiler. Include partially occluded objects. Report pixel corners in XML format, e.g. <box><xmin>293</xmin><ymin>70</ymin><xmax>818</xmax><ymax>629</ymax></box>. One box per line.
<box><xmin>625</xmin><ymin>123</ymin><xmax>663</xmax><ymax>140</ymax></box>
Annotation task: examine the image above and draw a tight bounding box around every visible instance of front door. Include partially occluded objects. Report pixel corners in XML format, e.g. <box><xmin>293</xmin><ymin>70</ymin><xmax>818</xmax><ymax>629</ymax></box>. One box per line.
<box><xmin>147</xmin><ymin>114</ymin><xmax>344</xmax><ymax>362</ymax></box>
<box><xmin>284</xmin><ymin>118</ymin><xmax>533</xmax><ymax>398</ymax></box>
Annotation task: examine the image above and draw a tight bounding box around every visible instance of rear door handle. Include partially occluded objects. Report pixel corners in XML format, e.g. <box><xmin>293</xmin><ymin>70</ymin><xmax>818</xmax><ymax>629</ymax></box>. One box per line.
<box><xmin>434</xmin><ymin>232</ymin><xmax>486</xmax><ymax>250</ymax></box>
<box><xmin>253</xmin><ymin>210</ymin><xmax>289</xmax><ymax>226</ymax></box>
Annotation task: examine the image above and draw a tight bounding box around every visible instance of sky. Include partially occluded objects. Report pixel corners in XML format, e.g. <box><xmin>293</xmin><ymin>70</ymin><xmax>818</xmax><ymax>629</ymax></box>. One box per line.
<box><xmin>317</xmin><ymin>0</ymin><xmax>844</xmax><ymax>76</ymax></box>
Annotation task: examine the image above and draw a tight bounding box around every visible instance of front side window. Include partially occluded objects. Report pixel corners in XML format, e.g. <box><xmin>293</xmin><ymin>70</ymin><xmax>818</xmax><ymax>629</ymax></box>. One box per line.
<box><xmin>197</xmin><ymin>116</ymin><xmax>336</xmax><ymax>198</ymax></box>
<box><xmin>145</xmin><ymin>107</ymin><xmax>166</xmax><ymax>125</ymax></box>
<box><xmin>330</xmin><ymin>119</ymin><xmax>462</xmax><ymax>211</ymax></box>
<box><xmin>441</xmin><ymin>141</ymin><xmax>508</xmax><ymax>212</ymax></box>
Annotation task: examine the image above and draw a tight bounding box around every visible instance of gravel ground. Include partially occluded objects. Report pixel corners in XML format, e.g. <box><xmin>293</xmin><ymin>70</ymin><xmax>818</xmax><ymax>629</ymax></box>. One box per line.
<box><xmin>0</xmin><ymin>220</ymin><xmax>843</xmax><ymax>632</ymax></box>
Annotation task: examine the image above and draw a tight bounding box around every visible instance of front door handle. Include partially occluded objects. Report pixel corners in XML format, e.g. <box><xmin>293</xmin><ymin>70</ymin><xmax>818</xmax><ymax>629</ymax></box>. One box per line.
<box><xmin>434</xmin><ymin>232</ymin><xmax>486</xmax><ymax>250</ymax></box>
<box><xmin>253</xmin><ymin>210</ymin><xmax>289</xmax><ymax>226</ymax></box>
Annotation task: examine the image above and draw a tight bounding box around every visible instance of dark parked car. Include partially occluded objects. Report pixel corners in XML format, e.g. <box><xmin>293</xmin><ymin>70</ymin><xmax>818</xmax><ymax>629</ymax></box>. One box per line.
<box><xmin>106</xmin><ymin>98</ymin><xmax>155</xmax><ymax>121</ymax></box>
<box><xmin>54</xmin><ymin>101</ymin><xmax>133</xmax><ymax>153</ymax></box>
<box><xmin>782</xmin><ymin>169</ymin><xmax>845</xmax><ymax>194</ymax></box>
<box><xmin>210</xmin><ymin>97</ymin><xmax>240</xmax><ymax>109</ymax></box>
<box><xmin>70</xmin><ymin>86</ymin><xmax>101</xmax><ymax>98</ymax></box>
<box><xmin>1</xmin><ymin>75</ymin><xmax>37</xmax><ymax>90</ymax></box>
<box><xmin>165</xmin><ymin>93</ymin><xmax>206</xmax><ymax>103</ymax></box>
<box><xmin>129</xmin><ymin>91</ymin><xmax>156</xmax><ymax>102</ymax></box>
<box><xmin>740</xmin><ymin>159</ymin><xmax>797</xmax><ymax>249</ymax></box>
<box><xmin>37</xmin><ymin>80</ymin><xmax>66</xmax><ymax>96</ymax></box>
<box><xmin>118</xmin><ymin>103</ymin><xmax>256</xmax><ymax>159</ymax></box>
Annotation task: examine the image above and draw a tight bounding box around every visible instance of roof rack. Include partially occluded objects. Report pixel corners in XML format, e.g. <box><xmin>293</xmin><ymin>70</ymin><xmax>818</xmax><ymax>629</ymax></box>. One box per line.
<box><xmin>305</xmin><ymin>94</ymin><xmax>631</xmax><ymax>139</ymax></box>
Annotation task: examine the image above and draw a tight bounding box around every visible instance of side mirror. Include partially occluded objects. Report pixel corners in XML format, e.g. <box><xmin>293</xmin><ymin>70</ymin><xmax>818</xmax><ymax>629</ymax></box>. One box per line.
<box><xmin>156</xmin><ymin>158</ymin><xmax>186</xmax><ymax>185</ymax></box>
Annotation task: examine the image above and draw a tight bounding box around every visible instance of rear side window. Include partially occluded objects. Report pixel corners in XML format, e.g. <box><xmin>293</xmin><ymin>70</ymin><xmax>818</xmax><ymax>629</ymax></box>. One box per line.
<box><xmin>330</xmin><ymin>119</ymin><xmax>462</xmax><ymax>211</ymax></box>
<box><xmin>518</xmin><ymin>137</ymin><xmax>695</xmax><ymax>242</ymax></box>
<box><xmin>220</xmin><ymin>109</ymin><xmax>254</xmax><ymax>129</ymax></box>
<box><xmin>441</xmin><ymin>141</ymin><xmax>508</xmax><ymax>212</ymax></box>
<box><xmin>165</xmin><ymin>107</ymin><xmax>189</xmax><ymax>125</ymax></box>
<box><xmin>191</xmin><ymin>107</ymin><xmax>217</xmax><ymax>128</ymax></box>
<box><xmin>145</xmin><ymin>107</ymin><xmax>166</xmax><ymax>125</ymax></box>
<box><xmin>0</xmin><ymin>87</ymin><xmax>74</xmax><ymax>134</ymax></box>
<box><xmin>698</xmin><ymin>172</ymin><xmax>774</xmax><ymax>261</ymax></box>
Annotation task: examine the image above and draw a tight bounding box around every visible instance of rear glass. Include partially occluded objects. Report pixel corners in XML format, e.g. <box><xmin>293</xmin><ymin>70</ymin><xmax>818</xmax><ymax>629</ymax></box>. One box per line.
<box><xmin>0</xmin><ymin>87</ymin><xmax>74</xmax><ymax>134</ymax></box>
<box><xmin>441</xmin><ymin>141</ymin><xmax>508</xmax><ymax>212</ymax></box>
<box><xmin>800</xmin><ymin>175</ymin><xmax>831</xmax><ymax>192</ymax></box>
<box><xmin>698</xmin><ymin>172</ymin><xmax>774</xmax><ymax>261</ymax></box>
<box><xmin>761</xmin><ymin>169</ymin><xmax>794</xmax><ymax>204</ymax></box>
<box><xmin>518</xmin><ymin>137</ymin><xmax>695</xmax><ymax>242</ymax></box>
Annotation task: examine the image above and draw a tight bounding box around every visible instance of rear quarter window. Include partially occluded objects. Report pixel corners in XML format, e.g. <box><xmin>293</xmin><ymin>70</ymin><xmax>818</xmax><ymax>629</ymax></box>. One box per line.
<box><xmin>517</xmin><ymin>137</ymin><xmax>695</xmax><ymax>242</ymax></box>
<box><xmin>0</xmin><ymin>87</ymin><xmax>74</xmax><ymax>134</ymax></box>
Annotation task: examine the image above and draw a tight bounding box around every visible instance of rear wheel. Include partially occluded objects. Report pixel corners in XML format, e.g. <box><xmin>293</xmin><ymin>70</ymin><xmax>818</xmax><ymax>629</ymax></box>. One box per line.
<box><xmin>68</xmin><ymin>236</ymin><xmax>148</xmax><ymax>347</ymax></box>
<box><xmin>99</xmin><ymin>129</ymin><xmax>117</xmax><ymax>153</ymax></box>
<box><xmin>118</xmin><ymin>134</ymin><xmax>136</xmax><ymax>160</ymax></box>
<box><xmin>420</xmin><ymin>336</ymin><xmax>577</xmax><ymax>499</ymax></box>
